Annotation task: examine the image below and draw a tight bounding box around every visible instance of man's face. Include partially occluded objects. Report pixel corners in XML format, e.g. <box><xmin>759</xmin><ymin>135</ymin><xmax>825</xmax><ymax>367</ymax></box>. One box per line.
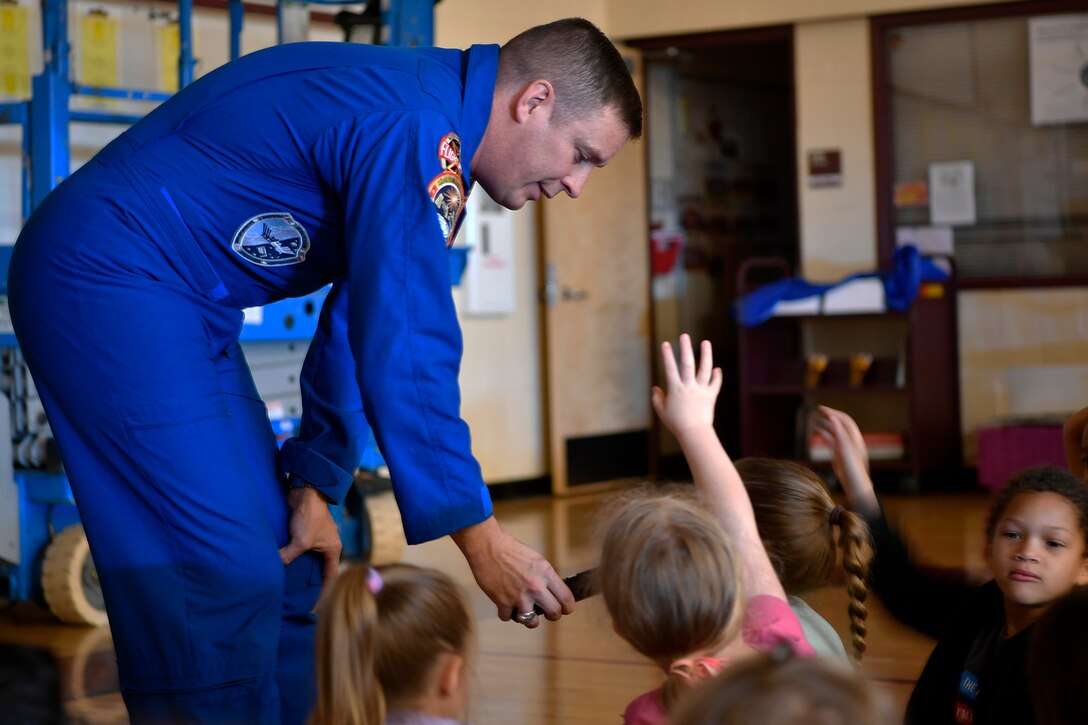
<box><xmin>474</xmin><ymin>104</ymin><xmax>630</xmax><ymax>211</ymax></box>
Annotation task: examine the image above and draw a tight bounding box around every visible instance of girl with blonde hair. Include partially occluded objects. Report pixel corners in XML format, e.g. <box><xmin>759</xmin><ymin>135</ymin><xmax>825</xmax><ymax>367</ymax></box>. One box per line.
<box><xmin>736</xmin><ymin>457</ymin><xmax>873</xmax><ymax>661</ymax></box>
<box><xmin>671</xmin><ymin>649</ymin><xmax>892</xmax><ymax>725</ymax></box>
<box><xmin>310</xmin><ymin>563</ymin><xmax>474</xmax><ymax>725</ymax></box>
<box><xmin>597</xmin><ymin>335</ymin><xmax>815</xmax><ymax>724</ymax></box>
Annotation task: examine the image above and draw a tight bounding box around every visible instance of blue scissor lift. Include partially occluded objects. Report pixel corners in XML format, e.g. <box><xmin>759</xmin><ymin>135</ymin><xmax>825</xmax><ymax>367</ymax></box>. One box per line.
<box><xmin>0</xmin><ymin>0</ymin><xmax>456</xmax><ymax>625</ymax></box>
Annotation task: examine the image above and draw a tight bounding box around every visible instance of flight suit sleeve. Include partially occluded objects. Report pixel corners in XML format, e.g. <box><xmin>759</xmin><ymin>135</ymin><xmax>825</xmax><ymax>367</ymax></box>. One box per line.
<box><xmin>278</xmin><ymin>280</ymin><xmax>364</xmax><ymax>505</ymax></box>
<box><xmin>311</xmin><ymin>109</ymin><xmax>493</xmax><ymax>544</ymax></box>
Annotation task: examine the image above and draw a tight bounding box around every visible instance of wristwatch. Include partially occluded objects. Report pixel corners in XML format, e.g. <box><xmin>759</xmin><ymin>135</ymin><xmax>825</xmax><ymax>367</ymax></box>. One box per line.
<box><xmin>286</xmin><ymin>475</ymin><xmax>331</xmax><ymax>502</ymax></box>
<box><xmin>286</xmin><ymin>475</ymin><xmax>318</xmax><ymax>492</ymax></box>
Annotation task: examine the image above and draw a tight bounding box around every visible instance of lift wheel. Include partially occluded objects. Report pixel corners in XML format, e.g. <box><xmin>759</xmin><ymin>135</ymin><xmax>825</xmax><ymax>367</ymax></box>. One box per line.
<box><xmin>42</xmin><ymin>524</ymin><xmax>108</xmax><ymax>626</ymax></box>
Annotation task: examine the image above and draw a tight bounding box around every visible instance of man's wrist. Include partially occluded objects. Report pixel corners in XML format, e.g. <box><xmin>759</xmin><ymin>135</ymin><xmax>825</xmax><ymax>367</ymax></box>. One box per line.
<box><xmin>286</xmin><ymin>476</ymin><xmax>332</xmax><ymax>503</ymax></box>
<box><xmin>450</xmin><ymin>516</ymin><xmax>498</xmax><ymax>559</ymax></box>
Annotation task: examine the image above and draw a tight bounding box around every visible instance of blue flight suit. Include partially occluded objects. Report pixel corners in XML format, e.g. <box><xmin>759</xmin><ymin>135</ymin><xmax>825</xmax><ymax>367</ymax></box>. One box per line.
<box><xmin>8</xmin><ymin>41</ymin><xmax>497</xmax><ymax>723</ymax></box>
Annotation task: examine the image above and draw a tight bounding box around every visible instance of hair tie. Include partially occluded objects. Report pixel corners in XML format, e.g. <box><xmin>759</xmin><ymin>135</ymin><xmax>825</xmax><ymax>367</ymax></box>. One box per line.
<box><xmin>367</xmin><ymin>567</ymin><xmax>383</xmax><ymax>595</ymax></box>
<box><xmin>829</xmin><ymin>504</ymin><xmax>845</xmax><ymax>527</ymax></box>
<box><xmin>668</xmin><ymin>656</ymin><xmax>724</xmax><ymax>684</ymax></box>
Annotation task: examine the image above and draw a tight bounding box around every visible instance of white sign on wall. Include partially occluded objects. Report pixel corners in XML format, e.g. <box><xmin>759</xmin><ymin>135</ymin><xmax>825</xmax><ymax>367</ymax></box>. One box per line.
<box><xmin>1029</xmin><ymin>14</ymin><xmax>1088</xmax><ymax>126</ymax></box>
<box><xmin>461</xmin><ymin>189</ymin><xmax>515</xmax><ymax>317</ymax></box>
<box><xmin>928</xmin><ymin>160</ymin><xmax>976</xmax><ymax>226</ymax></box>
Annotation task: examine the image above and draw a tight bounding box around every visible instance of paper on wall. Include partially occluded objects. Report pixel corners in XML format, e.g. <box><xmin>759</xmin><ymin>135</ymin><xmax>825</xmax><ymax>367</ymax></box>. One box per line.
<box><xmin>896</xmin><ymin>225</ymin><xmax>954</xmax><ymax>256</ymax></box>
<box><xmin>928</xmin><ymin>161</ymin><xmax>976</xmax><ymax>226</ymax></box>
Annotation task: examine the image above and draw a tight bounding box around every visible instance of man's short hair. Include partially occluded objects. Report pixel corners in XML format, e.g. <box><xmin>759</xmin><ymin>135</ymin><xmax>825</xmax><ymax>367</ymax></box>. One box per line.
<box><xmin>498</xmin><ymin>18</ymin><xmax>643</xmax><ymax>139</ymax></box>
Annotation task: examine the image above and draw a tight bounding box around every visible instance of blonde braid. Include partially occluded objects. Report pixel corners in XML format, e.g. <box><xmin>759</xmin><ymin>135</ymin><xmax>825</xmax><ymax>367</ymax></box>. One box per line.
<box><xmin>836</xmin><ymin>510</ymin><xmax>873</xmax><ymax>661</ymax></box>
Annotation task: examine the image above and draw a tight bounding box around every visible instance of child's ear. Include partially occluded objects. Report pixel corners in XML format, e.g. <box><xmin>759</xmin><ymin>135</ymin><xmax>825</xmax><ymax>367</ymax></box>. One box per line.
<box><xmin>1076</xmin><ymin>557</ymin><xmax>1088</xmax><ymax>587</ymax></box>
<box><xmin>436</xmin><ymin>652</ymin><xmax>465</xmax><ymax>699</ymax></box>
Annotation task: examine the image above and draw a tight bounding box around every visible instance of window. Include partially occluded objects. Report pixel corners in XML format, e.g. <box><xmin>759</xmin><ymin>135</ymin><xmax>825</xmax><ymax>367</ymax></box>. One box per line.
<box><xmin>872</xmin><ymin>1</ymin><xmax>1088</xmax><ymax>287</ymax></box>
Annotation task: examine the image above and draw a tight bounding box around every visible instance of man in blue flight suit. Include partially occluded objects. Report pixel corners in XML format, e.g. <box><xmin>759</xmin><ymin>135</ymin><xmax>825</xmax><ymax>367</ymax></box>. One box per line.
<box><xmin>8</xmin><ymin>17</ymin><xmax>641</xmax><ymax>724</ymax></box>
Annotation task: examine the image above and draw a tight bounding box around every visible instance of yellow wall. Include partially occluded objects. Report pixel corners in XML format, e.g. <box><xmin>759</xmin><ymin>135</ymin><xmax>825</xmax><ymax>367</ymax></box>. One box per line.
<box><xmin>604</xmin><ymin>0</ymin><xmax>1020</xmax><ymax>39</ymax></box>
<box><xmin>436</xmin><ymin>1</ymin><xmax>607</xmax><ymax>45</ymax></box>
<box><xmin>435</xmin><ymin>2</ymin><xmax>608</xmax><ymax>483</ymax></box>
<box><xmin>959</xmin><ymin>289</ymin><xmax>1088</xmax><ymax>462</ymax></box>
<box><xmin>794</xmin><ymin>18</ymin><xmax>876</xmax><ymax>282</ymax></box>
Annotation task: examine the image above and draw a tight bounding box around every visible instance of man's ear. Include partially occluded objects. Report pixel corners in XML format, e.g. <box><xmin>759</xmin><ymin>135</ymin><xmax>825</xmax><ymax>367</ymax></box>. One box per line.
<box><xmin>513</xmin><ymin>80</ymin><xmax>555</xmax><ymax>124</ymax></box>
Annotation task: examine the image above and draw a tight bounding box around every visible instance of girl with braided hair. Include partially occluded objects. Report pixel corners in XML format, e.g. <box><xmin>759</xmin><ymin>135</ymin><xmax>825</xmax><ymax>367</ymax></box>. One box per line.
<box><xmin>735</xmin><ymin>457</ymin><xmax>873</xmax><ymax>662</ymax></box>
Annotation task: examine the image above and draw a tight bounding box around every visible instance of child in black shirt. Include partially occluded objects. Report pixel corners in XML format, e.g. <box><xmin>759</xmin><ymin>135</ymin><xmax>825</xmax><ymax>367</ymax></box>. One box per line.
<box><xmin>816</xmin><ymin>406</ymin><xmax>1088</xmax><ymax>725</ymax></box>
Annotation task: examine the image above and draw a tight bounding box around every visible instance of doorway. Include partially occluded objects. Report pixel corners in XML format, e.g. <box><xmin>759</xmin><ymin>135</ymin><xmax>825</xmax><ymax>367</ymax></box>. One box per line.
<box><xmin>630</xmin><ymin>27</ymin><xmax>799</xmax><ymax>471</ymax></box>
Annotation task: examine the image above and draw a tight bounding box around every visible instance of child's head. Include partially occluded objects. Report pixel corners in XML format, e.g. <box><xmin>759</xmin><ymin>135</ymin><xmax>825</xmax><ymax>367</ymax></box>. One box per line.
<box><xmin>0</xmin><ymin>644</ymin><xmax>66</xmax><ymax>725</ymax></box>
<box><xmin>985</xmin><ymin>466</ymin><xmax>1088</xmax><ymax>617</ymax></box>
<box><xmin>670</xmin><ymin>649</ymin><xmax>891</xmax><ymax>725</ymax></box>
<box><xmin>1027</xmin><ymin>586</ymin><xmax>1088</xmax><ymax>725</ymax></box>
<box><xmin>596</xmin><ymin>485</ymin><xmax>743</xmax><ymax>709</ymax></box>
<box><xmin>735</xmin><ymin>457</ymin><xmax>873</xmax><ymax>660</ymax></box>
<box><xmin>310</xmin><ymin>563</ymin><xmax>474</xmax><ymax>725</ymax></box>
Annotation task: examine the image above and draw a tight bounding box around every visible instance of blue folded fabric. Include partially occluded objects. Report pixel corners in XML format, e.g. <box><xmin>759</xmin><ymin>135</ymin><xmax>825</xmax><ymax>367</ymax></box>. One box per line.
<box><xmin>735</xmin><ymin>245</ymin><xmax>949</xmax><ymax>327</ymax></box>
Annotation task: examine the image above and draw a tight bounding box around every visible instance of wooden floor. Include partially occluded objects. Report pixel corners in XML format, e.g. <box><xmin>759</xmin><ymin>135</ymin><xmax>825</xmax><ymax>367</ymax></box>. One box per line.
<box><xmin>0</xmin><ymin>490</ymin><xmax>994</xmax><ymax>724</ymax></box>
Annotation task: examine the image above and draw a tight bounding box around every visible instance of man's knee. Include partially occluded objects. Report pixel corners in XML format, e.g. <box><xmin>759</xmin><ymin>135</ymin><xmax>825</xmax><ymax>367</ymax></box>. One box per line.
<box><xmin>111</xmin><ymin>554</ymin><xmax>286</xmax><ymax>692</ymax></box>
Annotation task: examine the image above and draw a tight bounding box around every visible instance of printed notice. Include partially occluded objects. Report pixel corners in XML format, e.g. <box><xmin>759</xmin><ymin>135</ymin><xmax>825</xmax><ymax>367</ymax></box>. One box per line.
<box><xmin>1030</xmin><ymin>14</ymin><xmax>1088</xmax><ymax>125</ymax></box>
<box><xmin>928</xmin><ymin>161</ymin><xmax>976</xmax><ymax>226</ymax></box>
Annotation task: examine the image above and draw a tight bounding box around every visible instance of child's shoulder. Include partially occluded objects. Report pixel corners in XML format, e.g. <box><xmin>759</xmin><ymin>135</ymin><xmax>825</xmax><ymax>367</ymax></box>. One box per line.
<box><xmin>968</xmin><ymin>580</ymin><xmax>1006</xmax><ymax>616</ymax></box>
<box><xmin>743</xmin><ymin>595</ymin><xmax>817</xmax><ymax>657</ymax></box>
<box><xmin>623</xmin><ymin>687</ymin><xmax>666</xmax><ymax>725</ymax></box>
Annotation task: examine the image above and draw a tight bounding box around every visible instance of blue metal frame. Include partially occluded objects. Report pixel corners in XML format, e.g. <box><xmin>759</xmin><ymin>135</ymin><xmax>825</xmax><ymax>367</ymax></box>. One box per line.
<box><xmin>272</xmin><ymin>0</ymin><xmax>433</xmax><ymax>48</ymax></box>
<box><xmin>28</xmin><ymin>0</ymin><xmax>197</xmax><ymax>212</ymax></box>
<box><xmin>1</xmin><ymin>471</ymin><xmax>80</xmax><ymax>605</ymax></box>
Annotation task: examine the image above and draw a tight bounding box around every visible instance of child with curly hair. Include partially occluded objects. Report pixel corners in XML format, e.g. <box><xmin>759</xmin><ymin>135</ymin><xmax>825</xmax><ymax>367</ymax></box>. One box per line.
<box><xmin>821</xmin><ymin>406</ymin><xmax>1088</xmax><ymax>724</ymax></box>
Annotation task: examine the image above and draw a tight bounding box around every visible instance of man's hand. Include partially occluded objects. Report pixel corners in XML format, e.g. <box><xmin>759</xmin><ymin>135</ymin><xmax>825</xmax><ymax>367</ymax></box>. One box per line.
<box><xmin>451</xmin><ymin>516</ymin><xmax>574</xmax><ymax>628</ymax></box>
<box><xmin>280</xmin><ymin>485</ymin><xmax>342</xmax><ymax>597</ymax></box>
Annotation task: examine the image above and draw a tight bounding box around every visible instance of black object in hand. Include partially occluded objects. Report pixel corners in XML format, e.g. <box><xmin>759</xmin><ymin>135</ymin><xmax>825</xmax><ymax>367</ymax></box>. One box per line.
<box><xmin>526</xmin><ymin>568</ymin><xmax>598</xmax><ymax>617</ymax></box>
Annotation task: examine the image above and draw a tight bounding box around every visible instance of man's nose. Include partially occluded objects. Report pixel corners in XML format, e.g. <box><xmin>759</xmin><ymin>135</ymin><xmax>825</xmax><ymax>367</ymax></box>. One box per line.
<box><xmin>562</xmin><ymin>167</ymin><xmax>593</xmax><ymax>199</ymax></box>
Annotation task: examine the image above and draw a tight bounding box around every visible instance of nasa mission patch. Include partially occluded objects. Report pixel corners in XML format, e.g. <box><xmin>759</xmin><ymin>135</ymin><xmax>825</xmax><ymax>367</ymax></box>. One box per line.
<box><xmin>429</xmin><ymin>170</ymin><xmax>464</xmax><ymax>247</ymax></box>
<box><xmin>231</xmin><ymin>213</ymin><xmax>311</xmax><ymax>267</ymax></box>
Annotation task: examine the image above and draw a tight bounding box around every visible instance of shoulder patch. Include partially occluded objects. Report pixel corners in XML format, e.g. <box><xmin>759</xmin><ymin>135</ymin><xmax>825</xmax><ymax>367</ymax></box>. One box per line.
<box><xmin>438</xmin><ymin>132</ymin><xmax>462</xmax><ymax>174</ymax></box>
<box><xmin>428</xmin><ymin>171</ymin><xmax>464</xmax><ymax>247</ymax></box>
<box><xmin>231</xmin><ymin>213</ymin><xmax>310</xmax><ymax>266</ymax></box>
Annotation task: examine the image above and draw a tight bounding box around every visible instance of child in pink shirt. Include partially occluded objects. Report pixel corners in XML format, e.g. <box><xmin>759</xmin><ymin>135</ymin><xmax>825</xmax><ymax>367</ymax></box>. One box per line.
<box><xmin>596</xmin><ymin>335</ymin><xmax>814</xmax><ymax>725</ymax></box>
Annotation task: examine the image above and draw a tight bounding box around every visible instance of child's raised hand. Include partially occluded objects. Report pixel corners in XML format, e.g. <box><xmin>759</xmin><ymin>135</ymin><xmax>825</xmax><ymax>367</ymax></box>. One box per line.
<box><xmin>814</xmin><ymin>406</ymin><xmax>879</xmax><ymax>516</ymax></box>
<box><xmin>652</xmin><ymin>334</ymin><xmax>722</xmax><ymax>437</ymax></box>
<box><xmin>1063</xmin><ymin>404</ymin><xmax>1088</xmax><ymax>482</ymax></box>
